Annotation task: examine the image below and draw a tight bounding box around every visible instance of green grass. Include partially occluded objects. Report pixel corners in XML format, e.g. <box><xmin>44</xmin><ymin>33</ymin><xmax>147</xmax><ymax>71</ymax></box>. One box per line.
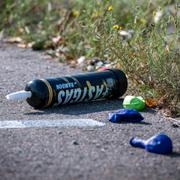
<box><xmin>0</xmin><ymin>0</ymin><xmax>179</xmax><ymax>116</ymax></box>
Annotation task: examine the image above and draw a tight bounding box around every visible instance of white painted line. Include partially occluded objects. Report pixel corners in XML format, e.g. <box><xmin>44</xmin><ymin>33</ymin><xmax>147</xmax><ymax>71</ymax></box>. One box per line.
<box><xmin>0</xmin><ymin>119</ymin><xmax>105</xmax><ymax>129</ymax></box>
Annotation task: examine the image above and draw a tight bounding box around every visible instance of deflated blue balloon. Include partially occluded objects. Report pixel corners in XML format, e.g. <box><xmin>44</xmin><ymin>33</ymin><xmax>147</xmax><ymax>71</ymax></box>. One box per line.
<box><xmin>108</xmin><ymin>108</ymin><xmax>144</xmax><ymax>123</ymax></box>
<box><xmin>130</xmin><ymin>133</ymin><xmax>173</xmax><ymax>154</ymax></box>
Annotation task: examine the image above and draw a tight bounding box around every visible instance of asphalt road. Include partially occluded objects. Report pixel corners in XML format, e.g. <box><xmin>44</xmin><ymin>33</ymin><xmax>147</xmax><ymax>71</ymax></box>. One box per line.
<box><xmin>0</xmin><ymin>43</ymin><xmax>180</xmax><ymax>180</ymax></box>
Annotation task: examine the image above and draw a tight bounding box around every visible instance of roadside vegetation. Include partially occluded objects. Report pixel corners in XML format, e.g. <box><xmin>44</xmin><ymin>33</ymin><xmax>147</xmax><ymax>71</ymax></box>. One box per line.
<box><xmin>0</xmin><ymin>0</ymin><xmax>179</xmax><ymax>117</ymax></box>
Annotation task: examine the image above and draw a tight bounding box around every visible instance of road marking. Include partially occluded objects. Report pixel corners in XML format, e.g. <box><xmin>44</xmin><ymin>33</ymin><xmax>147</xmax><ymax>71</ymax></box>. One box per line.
<box><xmin>0</xmin><ymin>119</ymin><xmax>105</xmax><ymax>129</ymax></box>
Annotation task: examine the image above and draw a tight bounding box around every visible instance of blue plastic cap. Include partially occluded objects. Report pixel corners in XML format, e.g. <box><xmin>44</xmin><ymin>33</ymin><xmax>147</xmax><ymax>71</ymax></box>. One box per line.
<box><xmin>130</xmin><ymin>137</ymin><xmax>146</xmax><ymax>149</ymax></box>
<box><xmin>146</xmin><ymin>133</ymin><xmax>173</xmax><ymax>154</ymax></box>
<box><xmin>108</xmin><ymin>108</ymin><xmax>144</xmax><ymax>123</ymax></box>
<box><xmin>129</xmin><ymin>133</ymin><xmax>173</xmax><ymax>155</ymax></box>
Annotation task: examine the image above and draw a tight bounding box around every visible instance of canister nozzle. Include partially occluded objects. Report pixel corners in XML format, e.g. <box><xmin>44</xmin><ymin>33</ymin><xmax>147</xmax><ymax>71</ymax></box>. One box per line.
<box><xmin>6</xmin><ymin>90</ymin><xmax>32</xmax><ymax>101</ymax></box>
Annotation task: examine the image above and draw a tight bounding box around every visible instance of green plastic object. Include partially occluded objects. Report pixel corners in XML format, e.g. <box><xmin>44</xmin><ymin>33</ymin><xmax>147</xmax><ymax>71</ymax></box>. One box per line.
<box><xmin>123</xmin><ymin>95</ymin><xmax>145</xmax><ymax>111</ymax></box>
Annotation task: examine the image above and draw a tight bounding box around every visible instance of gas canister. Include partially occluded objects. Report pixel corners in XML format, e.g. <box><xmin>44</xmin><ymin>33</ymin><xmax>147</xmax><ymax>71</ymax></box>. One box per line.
<box><xmin>6</xmin><ymin>69</ymin><xmax>128</xmax><ymax>109</ymax></box>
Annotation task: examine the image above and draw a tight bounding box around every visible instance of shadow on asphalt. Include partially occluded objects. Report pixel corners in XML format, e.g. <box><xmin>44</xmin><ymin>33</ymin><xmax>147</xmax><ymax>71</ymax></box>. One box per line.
<box><xmin>25</xmin><ymin>99</ymin><xmax>124</xmax><ymax>115</ymax></box>
<box><xmin>166</xmin><ymin>152</ymin><xmax>180</xmax><ymax>158</ymax></box>
<box><xmin>116</xmin><ymin>121</ymin><xmax>152</xmax><ymax>125</ymax></box>
<box><xmin>24</xmin><ymin>98</ymin><xmax>156</xmax><ymax>116</ymax></box>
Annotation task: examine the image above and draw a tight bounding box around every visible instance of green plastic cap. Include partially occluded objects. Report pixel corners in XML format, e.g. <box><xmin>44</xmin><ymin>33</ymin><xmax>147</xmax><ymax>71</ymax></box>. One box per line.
<box><xmin>123</xmin><ymin>95</ymin><xmax>145</xmax><ymax>111</ymax></box>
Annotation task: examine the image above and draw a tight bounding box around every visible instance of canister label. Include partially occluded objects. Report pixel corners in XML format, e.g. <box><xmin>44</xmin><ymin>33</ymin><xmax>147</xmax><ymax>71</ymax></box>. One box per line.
<box><xmin>57</xmin><ymin>80</ymin><xmax>109</xmax><ymax>105</ymax></box>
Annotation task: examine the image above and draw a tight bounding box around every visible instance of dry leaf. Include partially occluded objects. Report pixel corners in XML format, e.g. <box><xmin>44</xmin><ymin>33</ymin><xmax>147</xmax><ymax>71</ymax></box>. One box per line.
<box><xmin>160</xmin><ymin>108</ymin><xmax>172</xmax><ymax>117</ymax></box>
<box><xmin>145</xmin><ymin>98</ymin><xmax>158</xmax><ymax>108</ymax></box>
<box><xmin>52</xmin><ymin>35</ymin><xmax>63</xmax><ymax>45</ymax></box>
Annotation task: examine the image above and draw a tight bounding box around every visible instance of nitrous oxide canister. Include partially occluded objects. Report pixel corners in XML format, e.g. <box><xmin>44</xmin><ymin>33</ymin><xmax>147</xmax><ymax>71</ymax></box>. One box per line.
<box><xmin>6</xmin><ymin>69</ymin><xmax>128</xmax><ymax>109</ymax></box>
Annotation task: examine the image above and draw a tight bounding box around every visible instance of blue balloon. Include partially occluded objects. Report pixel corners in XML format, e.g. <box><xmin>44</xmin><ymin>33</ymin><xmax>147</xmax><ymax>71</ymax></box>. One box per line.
<box><xmin>130</xmin><ymin>133</ymin><xmax>173</xmax><ymax>154</ymax></box>
<box><xmin>108</xmin><ymin>108</ymin><xmax>144</xmax><ymax>123</ymax></box>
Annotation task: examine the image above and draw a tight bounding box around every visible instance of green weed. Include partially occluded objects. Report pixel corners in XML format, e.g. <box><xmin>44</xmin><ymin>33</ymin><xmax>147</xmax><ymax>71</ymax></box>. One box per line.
<box><xmin>0</xmin><ymin>0</ymin><xmax>179</xmax><ymax>116</ymax></box>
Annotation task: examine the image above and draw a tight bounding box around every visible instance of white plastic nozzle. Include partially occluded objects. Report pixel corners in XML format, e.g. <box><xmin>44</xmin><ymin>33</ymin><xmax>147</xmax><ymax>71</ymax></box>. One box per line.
<box><xmin>6</xmin><ymin>90</ymin><xmax>32</xmax><ymax>101</ymax></box>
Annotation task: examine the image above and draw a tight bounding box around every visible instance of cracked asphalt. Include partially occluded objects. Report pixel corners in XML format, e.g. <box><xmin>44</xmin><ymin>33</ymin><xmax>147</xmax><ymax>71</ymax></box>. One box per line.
<box><xmin>0</xmin><ymin>43</ymin><xmax>180</xmax><ymax>180</ymax></box>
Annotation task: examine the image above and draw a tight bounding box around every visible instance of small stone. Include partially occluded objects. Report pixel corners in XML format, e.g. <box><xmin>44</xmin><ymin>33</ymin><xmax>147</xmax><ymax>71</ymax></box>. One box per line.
<box><xmin>100</xmin><ymin>148</ymin><xmax>105</xmax><ymax>152</ymax></box>
<box><xmin>17</xmin><ymin>43</ymin><xmax>27</xmax><ymax>48</ymax></box>
<box><xmin>77</xmin><ymin>56</ymin><xmax>86</xmax><ymax>66</ymax></box>
<box><xmin>172</xmin><ymin>123</ymin><xmax>179</xmax><ymax>128</ymax></box>
<box><xmin>154</xmin><ymin>9</ymin><xmax>163</xmax><ymax>23</ymax></box>
<box><xmin>87</xmin><ymin>65</ymin><xmax>94</xmax><ymax>72</ymax></box>
<box><xmin>69</xmin><ymin>60</ymin><xmax>76</xmax><ymax>68</ymax></box>
<box><xmin>89</xmin><ymin>58</ymin><xmax>99</xmax><ymax>65</ymax></box>
<box><xmin>129</xmin><ymin>152</ymin><xmax>134</xmax><ymax>155</ymax></box>
<box><xmin>119</xmin><ymin>30</ymin><xmax>134</xmax><ymax>40</ymax></box>
<box><xmin>73</xmin><ymin>141</ymin><xmax>79</xmax><ymax>145</ymax></box>
<box><xmin>96</xmin><ymin>61</ymin><xmax>104</xmax><ymax>67</ymax></box>
<box><xmin>119</xmin><ymin>30</ymin><xmax>131</xmax><ymax>39</ymax></box>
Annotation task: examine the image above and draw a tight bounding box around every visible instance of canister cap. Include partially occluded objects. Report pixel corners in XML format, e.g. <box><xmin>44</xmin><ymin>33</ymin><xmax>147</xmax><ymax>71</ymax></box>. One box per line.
<box><xmin>25</xmin><ymin>79</ymin><xmax>50</xmax><ymax>109</ymax></box>
<box><xmin>107</xmin><ymin>69</ymin><xmax>128</xmax><ymax>97</ymax></box>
